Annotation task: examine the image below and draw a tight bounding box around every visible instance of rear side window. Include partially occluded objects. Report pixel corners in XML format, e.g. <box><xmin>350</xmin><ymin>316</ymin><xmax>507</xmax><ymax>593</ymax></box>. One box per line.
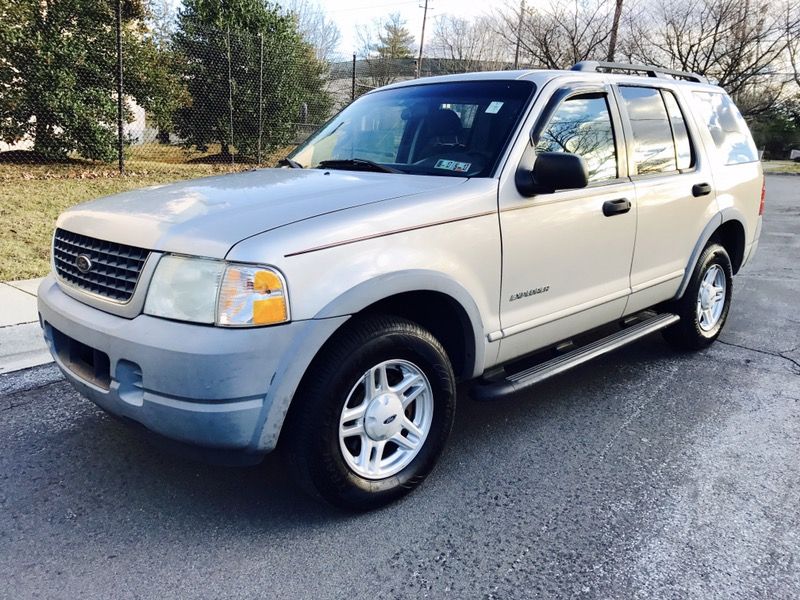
<box><xmin>619</xmin><ymin>86</ymin><xmax>682</xmax><ymax>175</ymax></box>
<box><xmin>692</xmin><ymin>92</ymin><xmax>758</xmax><ymax>165</ymax></box>
<box><xmin>536</xmin><ymin>94</ymin><xmax>617</xmax><ymax>182</ymax></box>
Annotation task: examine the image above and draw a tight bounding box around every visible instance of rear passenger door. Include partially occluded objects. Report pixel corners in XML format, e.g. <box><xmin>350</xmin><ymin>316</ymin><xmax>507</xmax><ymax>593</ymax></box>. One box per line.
<box><xmin>614</xmin><ymin>84</ymin><xmax>720</xmax><ymax>315</ymax></box>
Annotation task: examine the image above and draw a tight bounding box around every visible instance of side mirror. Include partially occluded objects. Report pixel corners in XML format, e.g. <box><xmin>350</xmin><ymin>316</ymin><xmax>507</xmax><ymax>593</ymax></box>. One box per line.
<box><xmin>515</xmin><ymin>151</ymin><xmax>589</xmax><ymax>196</ymax></box>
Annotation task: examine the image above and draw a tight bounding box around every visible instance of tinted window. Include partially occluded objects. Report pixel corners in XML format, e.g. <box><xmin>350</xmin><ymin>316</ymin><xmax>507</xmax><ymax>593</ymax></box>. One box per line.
<box><xmin>290</xmin><ymin>80</ymin><xmax>536</xmax><ymax>177</ymax></box>
<box><xmin>662</xmin><ymin>90</ymin><xmax>693</xmax><ymax>170</ymax></box>
<box><xmin>692</xmin><ymin>92</ymin><xmax>758</xmax><ymax>165</ymax></box>
<box><xmin>619</xmin><ymin>86</ymin><xmax>676</xmax><ymax>174</ymax></box>
<box><xmin>536</xmin><ymin>95</ymin><xmax>617</xmax><ymax>182</ymax></box>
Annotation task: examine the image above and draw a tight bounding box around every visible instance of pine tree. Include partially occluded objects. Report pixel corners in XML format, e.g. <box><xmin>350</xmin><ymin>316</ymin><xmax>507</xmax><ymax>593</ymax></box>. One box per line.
<box><xmin>376</xmin><ymin>13</ymin><xmax>415</xmax><ymax>59</ymax></box>
<box><xmin>172</xmin><ymin>0</ymin><xmax>332</xmax><ymax>160</ymax></box>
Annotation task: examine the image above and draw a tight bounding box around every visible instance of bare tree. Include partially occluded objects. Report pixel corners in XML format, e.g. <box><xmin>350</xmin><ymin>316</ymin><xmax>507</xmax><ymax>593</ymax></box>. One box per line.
<box><xmin>428</xmin><ymin>14</ymin><xmax>510</xmax><ymax>72</ymax></box>
<box><xmin>491</xmin><ymin>0</ymin><xmax>617</xmax><ymax>69</ymax></box>
<box><xmin>148</xmin><ymin>0</ymin><xmax>178</xmax><ymax>48</ymax></box>
<box><xmin>281</xmin><ymin>0</ymin><xmax>341</xmax><ymax>63</ymax></box>
<box><xmin>622</xmin><ymin>0</ymin><xmax>800</xmax><ymax>115</ymax></box>
<box><xmin>787</xmin><ymin>8</ymin><xmax>800</xmax><ymax>89</ymax></box>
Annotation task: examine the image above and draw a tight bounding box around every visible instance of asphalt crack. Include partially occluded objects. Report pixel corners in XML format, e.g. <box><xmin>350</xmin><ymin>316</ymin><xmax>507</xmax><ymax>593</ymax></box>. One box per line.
<box><xmin>718</xmin><ymin>340</ymin><xmax>800</xmax><ymax>374</ymax></box>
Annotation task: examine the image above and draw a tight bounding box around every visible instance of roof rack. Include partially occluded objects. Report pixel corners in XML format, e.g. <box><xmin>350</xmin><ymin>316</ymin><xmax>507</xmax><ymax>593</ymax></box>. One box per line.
<box><xmin>570</xmin><ymin>61</ymin><xmax>708</xmax><ymax>84</ymax></box>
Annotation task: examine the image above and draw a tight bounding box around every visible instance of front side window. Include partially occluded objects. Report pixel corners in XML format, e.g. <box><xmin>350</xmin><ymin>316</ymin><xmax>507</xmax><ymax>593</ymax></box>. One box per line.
<box><xmin>289</xmin><ymin>80</ymin><xmax>536</xmax><ymax>177</ymax></box>
<box><xmin>535</xmin><ymin>94</ymin><xmax>617</xmax><ymax>182</ymax></box>
<box><xmin>692</xmin><ymin>92</ymin><xmax>758</xmax><ymax>165</ymax></box>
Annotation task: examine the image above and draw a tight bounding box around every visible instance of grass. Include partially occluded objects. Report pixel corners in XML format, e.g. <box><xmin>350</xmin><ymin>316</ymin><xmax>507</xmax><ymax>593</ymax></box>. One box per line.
<box><xmin>762</xmin><ymin>160</ymin><xmax>800</xmax><ymax>174</ymax></box>
<box><xmin>2</xmin><ymin>148</ymin><xmax>796</xmax><ymax>282</ymax></box>
<box><xmin>0</xmin><ymin>144</ymin><xmax>291</xmax><ymax>281</ymax></box>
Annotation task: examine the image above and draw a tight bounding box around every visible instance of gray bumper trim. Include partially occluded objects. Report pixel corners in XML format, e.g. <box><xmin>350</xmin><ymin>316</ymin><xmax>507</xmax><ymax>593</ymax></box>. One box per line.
<box><xmin>37</xmin><ymin>275</ymin><xmax>349</xmax><ymax>452</ymax></box>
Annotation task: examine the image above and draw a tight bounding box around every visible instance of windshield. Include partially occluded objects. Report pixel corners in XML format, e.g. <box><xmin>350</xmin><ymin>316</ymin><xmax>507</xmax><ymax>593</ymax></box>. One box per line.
<box><xmin>288</xmin><ymin>80</ymin><xmax>536</xmax><ymax>177</ymax></box>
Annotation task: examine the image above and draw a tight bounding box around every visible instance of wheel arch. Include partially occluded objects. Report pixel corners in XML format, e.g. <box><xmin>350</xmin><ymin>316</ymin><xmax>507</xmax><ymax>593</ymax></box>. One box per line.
<box><xmin>675</xmin><ymin>210</ymin><xmax>747</xmax><ymax>299</ymax></box>
<box><xmin>313</xmin><ymin>270</ymin><xmax>485</xmax><ymax>380</ymax></box>
<box><xmin>256</xmin><ymin>271</ymin><xmax>486</xmax><ymax>452</ymax></box>
<box><xmin>713</xmin><ymin>218</ymin><xmax>746</xmax><ymax>274</ymax></box>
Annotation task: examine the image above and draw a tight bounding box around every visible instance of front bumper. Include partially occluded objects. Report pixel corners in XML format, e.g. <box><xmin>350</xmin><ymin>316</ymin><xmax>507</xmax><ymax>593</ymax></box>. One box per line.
<box><xmin>38</xmin><ymin>275</ymin><xmax>347</xmax><ymax>454</ymax></box>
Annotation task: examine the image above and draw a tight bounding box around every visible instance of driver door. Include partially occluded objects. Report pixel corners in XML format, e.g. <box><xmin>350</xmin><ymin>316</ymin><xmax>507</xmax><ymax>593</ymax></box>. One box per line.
<box><xmin>495</xmin><ymin>84</ymin><xmax>637</xmax><ymax>363</ymax></box>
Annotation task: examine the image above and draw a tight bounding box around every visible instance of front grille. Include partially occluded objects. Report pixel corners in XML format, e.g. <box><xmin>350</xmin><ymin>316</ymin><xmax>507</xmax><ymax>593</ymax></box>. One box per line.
<box><xmin>53</xmin><ymin>228</ymin><xmax>149</xmax><ymax>302</ymax></box>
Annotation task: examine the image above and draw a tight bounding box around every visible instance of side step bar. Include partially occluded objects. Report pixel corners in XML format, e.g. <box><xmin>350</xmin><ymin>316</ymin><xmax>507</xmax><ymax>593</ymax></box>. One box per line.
<box><xmin>472</xmin><ymin>313</ymin><xmax>680</xmax><ymax>401</ymax></box>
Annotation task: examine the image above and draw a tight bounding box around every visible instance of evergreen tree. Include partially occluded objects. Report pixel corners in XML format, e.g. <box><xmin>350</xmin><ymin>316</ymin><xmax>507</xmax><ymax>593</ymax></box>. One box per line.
<box><xmin>172</xmin><ymin>0</ymin><xmax>332</xmax><ymax>160</ymax></box>
<box><xmin>0</xmin><ymin>0</ymin><xmax>178</xmax><ymax>161</ymax></box>
<box><xmin>375</xmin><ymin>13</ymin><xmax>415</xmax><ymax>59</ymax></box>
<box><xmin>356</xmin><ymin>13</ymin><xmax>416</xmax><ymax>93</ymax></box>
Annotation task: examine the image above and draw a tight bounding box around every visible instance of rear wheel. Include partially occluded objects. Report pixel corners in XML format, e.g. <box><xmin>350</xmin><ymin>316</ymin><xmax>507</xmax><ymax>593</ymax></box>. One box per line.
<box><xmin>663</xmin><ymin>243</ymin><xmax>733</xmax><ymax>350</ymax></box>
<box><xmin>284</xmin><ymin>315</ymin><xmax>456</xmax><ymax>510</ymax></box>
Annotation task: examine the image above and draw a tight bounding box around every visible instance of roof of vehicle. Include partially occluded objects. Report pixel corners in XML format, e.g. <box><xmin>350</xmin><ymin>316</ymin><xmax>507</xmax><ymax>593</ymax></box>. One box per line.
<box><xmin>378</xmin><ymin>62</ymin><xmax>723</xmax><ymax>94</ymax></box>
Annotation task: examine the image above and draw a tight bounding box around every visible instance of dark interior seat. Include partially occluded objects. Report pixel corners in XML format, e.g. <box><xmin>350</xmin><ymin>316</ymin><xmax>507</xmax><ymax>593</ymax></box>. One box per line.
<box><xmin>414</xmin><ymin>109</ymin><xmax>463</xmax><ymax>160</ymax></box>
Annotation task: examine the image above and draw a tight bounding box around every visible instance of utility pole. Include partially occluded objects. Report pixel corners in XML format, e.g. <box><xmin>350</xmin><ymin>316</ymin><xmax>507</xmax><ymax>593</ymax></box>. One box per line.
<box><xmin>513</xmin><ymin>0</ymin><xmax>525</xmax><ymax>69</ymax></box>
<box><xmin>415</xmin><ymin>0</ymin><xmax>430</xmax><ymax>79</ymax></box>
<box><xmin>607</xmin><ymin>0</ymin><xmax>624</xmax><ymax>62</ymax></box>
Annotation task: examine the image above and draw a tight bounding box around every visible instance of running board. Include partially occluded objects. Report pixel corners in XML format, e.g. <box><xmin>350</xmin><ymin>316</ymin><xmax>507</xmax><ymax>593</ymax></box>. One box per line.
<box><xmin>472</xmin><ymin>313</ymin><xmax>680</xmax><ymax>401</ymax></box>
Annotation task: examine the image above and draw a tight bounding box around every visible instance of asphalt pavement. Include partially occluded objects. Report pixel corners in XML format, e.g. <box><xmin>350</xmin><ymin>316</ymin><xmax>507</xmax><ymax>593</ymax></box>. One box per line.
<box><xmin>1</xmin><ymin>175</ymin><xmax>798</xmax><ymax>599</ymax></box>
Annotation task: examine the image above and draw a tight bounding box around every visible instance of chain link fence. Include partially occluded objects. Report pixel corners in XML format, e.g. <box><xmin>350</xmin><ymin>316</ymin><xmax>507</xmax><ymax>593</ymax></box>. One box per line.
<box><xmin>117</xmin><ymin>50</ymin><xmax>523</xmax><ymax>172</ymax></box>
<box><xmin>122</xmin><ymin>23</ymin><xmax>348</xmax><ymax>170</ymax></box>
<box><xmin>0</xmin><ymin>10</ymin><xmax>519</xmax><ymax>178</ymax></box>
<box><xmin>3</xmin><ymin>0</ymin><xmax>798</xmax><ymax>180</ymax></box>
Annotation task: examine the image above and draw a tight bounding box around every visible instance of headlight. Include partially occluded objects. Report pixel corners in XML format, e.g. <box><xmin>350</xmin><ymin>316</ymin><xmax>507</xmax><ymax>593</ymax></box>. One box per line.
<box><xmin>143</xmin><ymin>255</ymin><xmax>290</xmax><ymax>327</ymax></box>
<box><xmin>144</xmin><ymin>255</ymin><xmax>224</xmax><ymax>324</ymax></box>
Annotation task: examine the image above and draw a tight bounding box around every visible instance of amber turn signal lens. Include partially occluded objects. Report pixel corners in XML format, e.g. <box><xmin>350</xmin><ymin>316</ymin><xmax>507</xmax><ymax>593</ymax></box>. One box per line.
<box><xmin>217</xmin><ymin>264</ymin><xmax>289</xmax><ymax>327</ymax></box>
<box><xmin>254</xmin><ymin>270</ymin><xmax>282</xmax><ymax>294</ymax></box>
<box><xmin>253</xmin><ymin>296</ymin><xmax>288</xmax><ymax>324</ymax></box>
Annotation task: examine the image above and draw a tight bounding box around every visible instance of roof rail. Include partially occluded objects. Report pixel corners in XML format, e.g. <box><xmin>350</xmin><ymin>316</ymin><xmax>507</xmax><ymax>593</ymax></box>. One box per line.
<box><xmin>570</xmin><ymin>61</ymin><xmax>708</xmax><ymax>84</ymax></box>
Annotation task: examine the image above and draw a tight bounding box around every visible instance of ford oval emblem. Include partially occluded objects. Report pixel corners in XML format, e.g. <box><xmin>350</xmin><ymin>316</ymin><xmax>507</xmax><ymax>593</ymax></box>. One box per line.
<box><xmin>76</xmin><ymin>253</ymin><xmax>92</xmax><ymax>274</ymax></box>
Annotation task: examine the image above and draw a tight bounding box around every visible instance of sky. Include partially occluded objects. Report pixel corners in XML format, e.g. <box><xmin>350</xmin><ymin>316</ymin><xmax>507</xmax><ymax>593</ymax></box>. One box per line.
<box><xmin>319</xmin><ymin>0</ymin><xmax>495</xmax><ymax>58</ymax></box>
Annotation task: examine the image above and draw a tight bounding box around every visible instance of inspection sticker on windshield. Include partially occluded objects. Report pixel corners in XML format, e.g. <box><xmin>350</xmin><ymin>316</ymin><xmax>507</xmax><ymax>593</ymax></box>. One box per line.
<box><xmin>434</xmin><ymin>159</ymin><xmax>471</xmax><ymax>172</ymax></box>
<box><xmin>485</xmin><ymin>101</ymin><xmax>504</xmax><ymax>114</ymax></box>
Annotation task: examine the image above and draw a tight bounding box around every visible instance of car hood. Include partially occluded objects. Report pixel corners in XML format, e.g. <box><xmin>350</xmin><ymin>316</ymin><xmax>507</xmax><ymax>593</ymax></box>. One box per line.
<box><xmin>57</xmin><ymin>168</ymin><xmax>467</xmax><ymax>258</ymax></box>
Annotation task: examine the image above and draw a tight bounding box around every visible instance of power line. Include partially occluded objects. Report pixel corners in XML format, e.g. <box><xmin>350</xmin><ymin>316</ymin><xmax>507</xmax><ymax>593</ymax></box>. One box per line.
<box><xmin>326</xmin><ymin>0</ymin><xmax>420</xmax><ymax>13</ymax></box>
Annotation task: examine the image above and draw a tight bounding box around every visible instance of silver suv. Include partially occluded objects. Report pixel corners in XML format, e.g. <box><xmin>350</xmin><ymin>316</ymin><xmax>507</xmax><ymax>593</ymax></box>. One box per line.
<box><xmin>39</xmin><ymin>62</ymin><xmax>764</xmax><ymax>509</ymax></box>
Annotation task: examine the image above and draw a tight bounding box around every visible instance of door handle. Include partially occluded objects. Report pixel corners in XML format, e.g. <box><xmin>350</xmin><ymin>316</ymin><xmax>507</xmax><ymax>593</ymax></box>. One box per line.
<box><xmin>602</xmin><ymin>198</ymin><xmax>631</xmax><ymax>217</ymax></box>
<box><xmin>692</xmin><ymin>182</ymin><xmax>712</xmax><ymax>197</ymax></box>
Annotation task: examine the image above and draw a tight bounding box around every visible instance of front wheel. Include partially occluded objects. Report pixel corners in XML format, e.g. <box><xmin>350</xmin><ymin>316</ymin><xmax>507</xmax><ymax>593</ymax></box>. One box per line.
<box><xmin>284</xmin><ymin>315</ymin><xmax>456</xmax><ymax>510</ymax></box>
<box><xmin>663</xmin><ymin>242</ymin><xmax>733</xmax><ymax>350</ymax></box>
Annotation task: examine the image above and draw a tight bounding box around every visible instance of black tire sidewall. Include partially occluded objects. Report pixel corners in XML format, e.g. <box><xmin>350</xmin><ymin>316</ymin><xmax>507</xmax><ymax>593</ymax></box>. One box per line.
<box><xmin>292</xmin><ymin>317</ymin><xmax>456</xmax><ymax>509</ymax></box>
<box><xmin>673</xmin><ymin>243</ymin><xmax>733</xmax><ymax>347</ymax></box>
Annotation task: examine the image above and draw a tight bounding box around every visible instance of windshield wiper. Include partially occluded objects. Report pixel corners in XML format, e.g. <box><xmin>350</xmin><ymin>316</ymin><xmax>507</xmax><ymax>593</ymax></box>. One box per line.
<box><xmin>316</xmin><ymin>158</ymin><xmax>402</xmax><ymax>174</ymax></box>
<box><xmin>278</xmin><ymin>157</ymin><xmax>303</xmax><ymax>169</ymax></box>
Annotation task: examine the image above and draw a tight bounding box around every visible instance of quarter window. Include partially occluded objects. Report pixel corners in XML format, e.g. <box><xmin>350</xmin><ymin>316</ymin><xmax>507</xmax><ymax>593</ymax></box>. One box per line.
<box><xmin>536</xmin><ymin>94</ymin><xmax>617</xmax><ymax>182</ymax></box>
<box><xmin>692</xmin><ymin>92</ymin><xmax>758</xmax><ymax>165</ymax></box>
<box><xmin>662</xmin><ymin>90</ymin><xmax>693</xmax><ymax>170</ymax></box>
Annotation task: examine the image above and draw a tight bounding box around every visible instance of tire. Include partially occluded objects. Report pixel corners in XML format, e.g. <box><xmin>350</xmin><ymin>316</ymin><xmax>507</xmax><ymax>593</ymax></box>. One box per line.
<box><xmin>662</xmin><ymin>242</ymin><xmax>733</xmax><ymax>350</ymax></box>
<box><xmin>284</xmin><ymin>315</ymin><xmax>456</xmax><ymax>511</ymax></box>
